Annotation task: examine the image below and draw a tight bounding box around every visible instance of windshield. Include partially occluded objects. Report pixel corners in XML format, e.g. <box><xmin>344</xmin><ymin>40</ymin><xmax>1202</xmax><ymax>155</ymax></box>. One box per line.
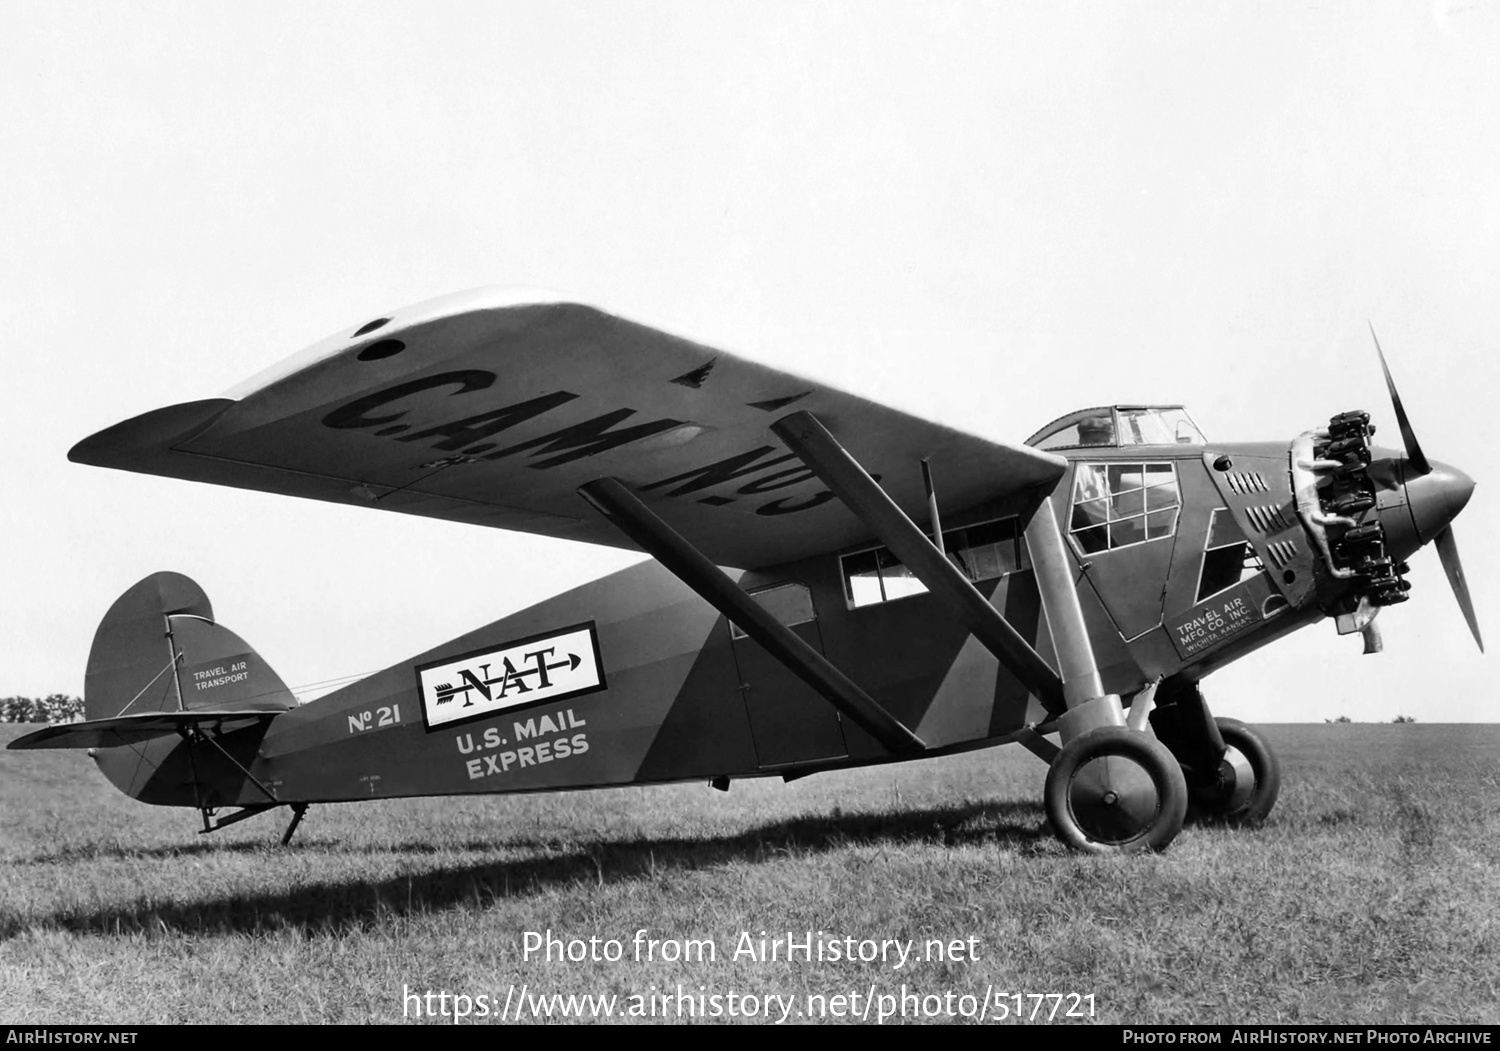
<box><xmin>1028</xmin><ymin>407</ymin><xmax>1204</xmax><ymax>449</ymax></box>
<box><xmin>1117</xmin><ymin>407</ymin><xmax>1204</xmax><ymax>446</ymax></box>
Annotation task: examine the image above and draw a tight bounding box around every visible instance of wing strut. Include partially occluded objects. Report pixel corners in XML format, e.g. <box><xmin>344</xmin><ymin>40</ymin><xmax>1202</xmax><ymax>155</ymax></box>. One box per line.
<box><xmin>578</xmin><ymin>477</ymin><xmax>926</xmax><ymax>757</ymax></box>
<box><xmin>770</xmin><ymin>412</ymin><xmax>1068</xmax><ymax>717</ymax></box>
<box><xmin>1021</xmin><ymin>497</ymin><xmax>1110</xmax><ymax>709</ymax></box>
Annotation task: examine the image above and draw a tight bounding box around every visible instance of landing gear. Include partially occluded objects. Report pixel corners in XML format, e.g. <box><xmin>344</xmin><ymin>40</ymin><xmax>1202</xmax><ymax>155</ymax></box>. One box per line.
<box><xmin>1150</xmin><ymin>683</ymin><xmax>1281</xmax><ymax>827</ymax></box>
<box><xmin>1188</xmin><ymin>718</ymin><xmax>1280</xmax><ymax>826</ymax></box>
<box><xmin>1044</xmin><ymin>726</ymin><xmax>1189</xmax><ymax>853</ymax></box>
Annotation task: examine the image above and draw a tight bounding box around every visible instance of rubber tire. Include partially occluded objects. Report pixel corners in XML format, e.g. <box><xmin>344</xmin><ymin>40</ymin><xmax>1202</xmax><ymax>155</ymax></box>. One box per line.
<box><xmin>1193</xmin><ymin>717</ymin><xmax>1280</xmax><ymax>826</ymax></box>
<box><xmin>1044</xmin><ymin>726</ymin><xmax>1189</xmax><ymax>854</ymax></box>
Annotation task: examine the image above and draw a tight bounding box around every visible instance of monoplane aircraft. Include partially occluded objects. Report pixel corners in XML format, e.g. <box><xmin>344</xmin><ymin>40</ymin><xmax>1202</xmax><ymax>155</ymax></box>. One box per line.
<box><xmin>11</xmin><ymin>290</ymin><xmax>1482</xmax><ymax>852</ymax></box>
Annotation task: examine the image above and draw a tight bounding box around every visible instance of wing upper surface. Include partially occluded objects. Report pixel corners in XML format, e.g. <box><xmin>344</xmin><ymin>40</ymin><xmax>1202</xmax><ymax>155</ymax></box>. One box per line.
<box><xmin>72</xmin><ymin>289</ymin><xmax>1067</xmax><ymax>567</ymax></box>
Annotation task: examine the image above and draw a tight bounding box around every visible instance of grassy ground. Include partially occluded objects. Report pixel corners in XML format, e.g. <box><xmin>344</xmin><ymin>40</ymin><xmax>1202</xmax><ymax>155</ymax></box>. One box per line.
<box><xmin>1</xmin><ymin>723</ymin><xmax>1496</xmax><ymax>1025</ymax></box>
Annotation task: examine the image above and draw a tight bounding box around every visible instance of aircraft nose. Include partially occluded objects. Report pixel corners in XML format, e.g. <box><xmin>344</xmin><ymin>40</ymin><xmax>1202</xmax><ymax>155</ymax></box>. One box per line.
<box><xmin>1406</xmin><ymin>460</ymin><xmax>1475</xmax><ymax>545</ymax></box>
<box><xmin>1377</xmin><ymin>458</ymin><xmax>1475</xmax><ymax>563</ymax></box>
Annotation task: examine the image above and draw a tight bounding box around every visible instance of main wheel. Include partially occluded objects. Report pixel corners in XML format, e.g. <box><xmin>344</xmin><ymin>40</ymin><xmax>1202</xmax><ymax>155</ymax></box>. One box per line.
<box><xmin>1044</xmin><ymin>726</ymin><xmax>1189</xmax><ymax>853</ymax></box>
<box><xmin>1189</xmin><ymin>717</ymin><xmax>1280</xmax><ymax>826</ymax></box>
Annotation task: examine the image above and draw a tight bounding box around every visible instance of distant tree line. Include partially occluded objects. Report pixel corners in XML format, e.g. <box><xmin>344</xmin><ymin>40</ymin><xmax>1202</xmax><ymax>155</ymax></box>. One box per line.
<box><xmin>1324</xmin><ymin>714</ymin><xmax>1418</xmax><ymax>724</ymax></box>
<box><xmin>1</xmin><ymin>695</ymin><xmax>83</xmax><ymax>723</ymax></box>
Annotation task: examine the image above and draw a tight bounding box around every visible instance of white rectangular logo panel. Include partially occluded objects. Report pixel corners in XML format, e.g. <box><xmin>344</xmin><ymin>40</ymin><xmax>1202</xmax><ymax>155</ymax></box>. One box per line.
<box><xmin>416</xmin><ymin>622</ymin><xmax>606</xmax><ymax>731</ymax></box>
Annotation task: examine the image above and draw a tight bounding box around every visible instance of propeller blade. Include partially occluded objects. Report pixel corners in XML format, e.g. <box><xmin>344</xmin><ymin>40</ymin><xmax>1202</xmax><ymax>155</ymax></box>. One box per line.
<box><xmin>1370</xmin><ymin>323</ymin><xmax>1431</xmax><ymax>476</ymax></box>
<box><xmin>1434</xmin><ymin>525</ymin><xmax>1483</xmax><ymax>652</ymax></box>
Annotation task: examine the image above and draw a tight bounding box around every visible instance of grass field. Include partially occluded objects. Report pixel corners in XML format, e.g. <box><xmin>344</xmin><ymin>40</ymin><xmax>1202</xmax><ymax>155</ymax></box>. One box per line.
<box><xmin>1</xmin><ymin>723</ymin><xmax>1497</xmax><ymax>1025</ymax></box>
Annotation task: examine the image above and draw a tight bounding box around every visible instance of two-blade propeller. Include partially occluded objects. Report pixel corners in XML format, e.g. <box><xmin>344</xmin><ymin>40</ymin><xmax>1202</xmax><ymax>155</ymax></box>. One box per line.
<box><xmin>1370</xmin><ymin>325</ymin><xmax>1483</xmax><ymax>652</ymax></box>
<box><xmin>1371</xmin><ymin>324</ymin><xmax>1430</xmax><ymax>476</ymax></box>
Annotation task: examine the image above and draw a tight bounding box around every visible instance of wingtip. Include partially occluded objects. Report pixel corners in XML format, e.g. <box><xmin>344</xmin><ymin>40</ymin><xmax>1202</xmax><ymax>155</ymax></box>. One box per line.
<box><xmin>67</xmin><ymin>399</ymin><xmax>235</xmax><ymax>468</ymax></box>
<box><xmin>68</xmin><ymin>427</ymin><xmax>119</xmax><ymax>466</ymax></box>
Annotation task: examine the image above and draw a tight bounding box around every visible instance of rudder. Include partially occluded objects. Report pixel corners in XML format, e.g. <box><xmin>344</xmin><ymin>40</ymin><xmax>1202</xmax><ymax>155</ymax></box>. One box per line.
<box><xmin>86</xmin><ymin>572</ymin><xmax>296</xmax><ymax>720</ymax></box>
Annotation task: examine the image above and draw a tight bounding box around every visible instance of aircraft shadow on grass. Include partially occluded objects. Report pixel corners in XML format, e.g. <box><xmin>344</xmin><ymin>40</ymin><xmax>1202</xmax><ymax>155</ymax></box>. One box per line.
<box><xmin>8</xmin><ymin>800</ymin><xmax>1045</xmax><ymax>937</ymax></box>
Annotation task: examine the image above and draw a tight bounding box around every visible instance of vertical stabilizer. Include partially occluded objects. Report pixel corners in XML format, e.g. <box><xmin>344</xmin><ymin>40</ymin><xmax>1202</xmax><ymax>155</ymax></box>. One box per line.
<box><xmin>85</xmin><ymin>572</ymin><xmax>213</xmax><ymax>721</ymax></box>
<box><xmin>76</xmin><ymin>572</ymin><xmax>294</xmax><ymax>805</ymax></box>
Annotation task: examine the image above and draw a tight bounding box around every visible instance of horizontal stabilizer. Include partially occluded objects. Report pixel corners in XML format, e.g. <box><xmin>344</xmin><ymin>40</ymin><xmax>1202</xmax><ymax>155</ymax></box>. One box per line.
<box><xmin>7</xmin><ymin>708</ymin><xmax>284</xmax><ymax>751</ymax></box>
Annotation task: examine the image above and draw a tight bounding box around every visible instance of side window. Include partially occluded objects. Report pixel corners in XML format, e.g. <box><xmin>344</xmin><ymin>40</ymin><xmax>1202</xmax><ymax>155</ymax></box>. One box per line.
<box><xmin>841</xmin><ymin>517</ymin><xmax>1030</xmax><ymax>608</ymax></box>
<box><xmin>1070</xmin><ymin>462</ymin><xmax>1180</xmax><ymax>553</ymax></box>
<box><xmin>729</xmin><ymin>582</ymin><xmax>816</xmax><ymax>639</ymax></box>
<box><xmin>947</xmin><ymin>518</ymin><xmax>1029</xmax><ymax>581</ymax></box>
<box><xmin>1196</xmin><ymin>509</ymin><xmax>1266</xmax><ymax>603</ymax></box>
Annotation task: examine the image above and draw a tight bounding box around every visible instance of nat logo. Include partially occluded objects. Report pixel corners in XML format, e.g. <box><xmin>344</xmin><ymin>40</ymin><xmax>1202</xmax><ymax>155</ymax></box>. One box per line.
<box><xmin>415</xmin><ymin>623</ymin><xmax>606</xmax><ymax>731</ymax></box>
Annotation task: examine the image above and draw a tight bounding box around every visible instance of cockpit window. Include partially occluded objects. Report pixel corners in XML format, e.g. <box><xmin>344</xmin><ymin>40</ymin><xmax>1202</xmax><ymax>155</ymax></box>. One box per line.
<box><xmin>1070</xmin><ymin>462</ymin><xmax>1180</xmax><ymax>553</ymax></box>
<box><xmin>1035</xmin><ymin>414</ymin><xmax>1115</xmax><ymax>450</ymax></box>
<box><xmin>1028</xmin><ymin>407</ymin><xmax>1205</xmax><ymax>450</ymax></box>
<box><xmin>1117</xmin><ymin>407</ymin><xmax>1204</xmax><ymax>447</ymax></box>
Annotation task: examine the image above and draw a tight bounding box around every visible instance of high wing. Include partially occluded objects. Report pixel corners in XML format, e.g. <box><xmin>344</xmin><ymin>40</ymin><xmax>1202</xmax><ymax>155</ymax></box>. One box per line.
<box><xmin>72</xmin><ymin>288</ymin><xmax>1066</xmax><ymax>568</ymax></box>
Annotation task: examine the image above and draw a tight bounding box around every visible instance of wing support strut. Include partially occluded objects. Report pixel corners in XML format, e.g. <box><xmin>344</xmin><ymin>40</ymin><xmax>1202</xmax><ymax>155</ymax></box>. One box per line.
<box><xmin>1021</xmin><ymin>498</ymin><xmax>1109</xmax><ymax>709</ymax></box>
<box><xmin>770</xmin><ymin>411</ymin><xmax>1068</xmax><ymax>717</ymax></box>
<box><xmin>578</xmin><ymin>477</ymin><xmax>926</xmax><ymax>757</ymax></box>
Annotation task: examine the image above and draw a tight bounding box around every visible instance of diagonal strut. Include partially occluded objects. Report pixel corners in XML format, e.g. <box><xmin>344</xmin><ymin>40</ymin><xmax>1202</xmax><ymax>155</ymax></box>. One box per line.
<box><xmin>771</xmin><ymin>411</ymin><xmax>1067</xmax><ymax>716</ymax></box>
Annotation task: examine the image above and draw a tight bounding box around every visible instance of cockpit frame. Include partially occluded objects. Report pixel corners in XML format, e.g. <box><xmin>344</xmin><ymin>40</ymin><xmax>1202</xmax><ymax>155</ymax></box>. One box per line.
<box><xmin>1026</xmin><ymin>405</ymin><xmax>1206</xmax><ymax>451</ymax></box>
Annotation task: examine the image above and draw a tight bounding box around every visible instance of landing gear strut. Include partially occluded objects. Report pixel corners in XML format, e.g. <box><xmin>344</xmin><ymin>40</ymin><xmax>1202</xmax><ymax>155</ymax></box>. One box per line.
<box><xmin>1151</xmin><ymin>683</ymin><xmax>1280</xmax><ymax>826</ymax></box>
<box><xmin>1188</xmin><ymin>718</ymin><xmax>1280</xmax><ymax>825</ymax></box>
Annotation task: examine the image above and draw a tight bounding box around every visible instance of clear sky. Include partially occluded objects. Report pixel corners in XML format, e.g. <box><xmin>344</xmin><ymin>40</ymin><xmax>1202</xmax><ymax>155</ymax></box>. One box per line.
<box><xmin>3</xmin><ymin>1</ymin><xmax>1495</xmax><ymax>722</ymax></box>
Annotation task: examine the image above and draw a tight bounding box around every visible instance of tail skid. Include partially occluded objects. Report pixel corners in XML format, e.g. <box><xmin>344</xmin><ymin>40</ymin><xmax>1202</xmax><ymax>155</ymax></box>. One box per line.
<box><xmin>197</xmin><ymin>800</ymin><xmax>311</xmax><ymax>845</ymax></box>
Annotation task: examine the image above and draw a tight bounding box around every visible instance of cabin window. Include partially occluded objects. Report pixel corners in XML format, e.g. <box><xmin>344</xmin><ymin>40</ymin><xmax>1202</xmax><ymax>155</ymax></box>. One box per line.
<box><xmin>1069</xmin><ymin>462</ymin><xmax>1180</xmax><ymax>554</ymax></box>
<box><xmin>1195</xmin><ymin>508</ymin><xmax>1266</xmax><ymax>603</ymax></box>
<box><xmin>841</xmin><ymin>517</ymin><xmax>1030</xmax><ymax>608</ymax></box>
<box><xmin>729</xmin><ymin>582</ymin><xmax>817</xmax><ymax>639</ymax></box>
